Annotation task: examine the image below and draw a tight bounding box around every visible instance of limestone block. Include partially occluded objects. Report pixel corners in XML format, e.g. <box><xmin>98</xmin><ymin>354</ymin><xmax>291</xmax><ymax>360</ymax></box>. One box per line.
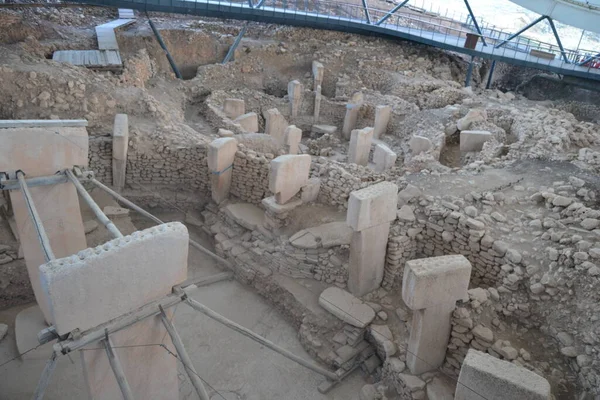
<box><xmin>301</xmin><ymin>177</ymin><xmax>321</xmax><ymax>203</ymax></box>
<box><xmin>342</xmin><ymin>92</ymin><xmax>364</xmax><ymax>140</ymax></box>
<box><xmin>262</xmin><ymin>196</ymin><xmax>303</xmax><ymax>214</ymax></box>
<box><xmin>208</xmin><ymin>138</ymin><xmax>238</xmax><ymax>204</ymax></box>
<box><xmin>348</xmin><ymin>222</ymin><xmax>391</xmax><ymax>296</ymax></box>
<box><xmin>268</xmin><ymin>154</ymin><xmax>311</xmax><ymax>204</ymax></box>
<box><xmin>0</xmin><ymin>125</ymin><xmax>88</xmax><ymax>177</ymax></box>
<box><xmin>314</xmin><ymin>85</ymin><xmax>322</xmax><ymax>123</ymax></box>
<box><xmin>349</xmin><ymin>127</ymin><xmax>374</xmax><ymax>166</ymax></box>
<box><xmin>460</xmin><ymin>131</ymin><xmax>493</xmax><ymax>153</ymax></box>
<box><xmin>318</xmin><ymin>287</ymin><xmax>375</xmax><ymax>328</ymax></box>
<box><xmin>312</xmin><ymin>60</ymin><xmax>324</xmax><ymax>89</ymax></box>
<box><xmin>373</xmin><ymin>105</ymin><xmax>391</xmax><ymax>139</ymax></box>
<box><xmin>288</xmin><ymin>80</ymin><xmax>304</xmax><ymax>118</ymax></box>
<box><xmin>283</xmin><ymin>125</ymin><xmax>302</xmax><ymax>154</ymax></box>
<box><xmin>402</xmin><ymin>255</ymin><xmax>472</xmax><ymax>310</ymax></box>
<box><xmin>373</xmin><ymin>143</ymin><xmax>397</xmax><ymax>172</ymax></box>
<box><xmin>40</xmin><ymin>222</ymin><xmax>189</xmax><ymax>335</ymax></box>
<box><xmin>455</xmin><ymin>349</ymin><xmax>551</xmax><ymax>400</ymax></box>
<box><xmin>409</xmin><ymin>135</ymin><xmax>432</xmax><ymax>155</ymax></box>
<box><xmin>234</xmin><ymin>112</ymin><xmax>259</xmax><ymax>133</ymax></box>
<box><xmin>456</xmin><ymin>109</ymin><xmax>487</xmax><ymax>131</ymax></box>
<box><xmin>264</xmin><ymin>108</ymin><xmax>288</xmax><ymax>145</ymax></box>
<box><xmin>347</xmin><ymin>182</ymin><xmax>398</xmax><ymax>231</ymax></box>
<box><xmin>112</xmin><ymin>114</ymin><xmax>128</xmax><ymax>191</ymax></box>
<box><xmin>224</xmin><ymin>203</ymin><xmax>265</xmax><ymax>231</ymax></box>
<box><xmin>218</xmin><ymin>128</ymin><xmax>234</xmax><ymax>137</ymax></box>
<box><xmin>289</xmin><ymin>221</ymin><xmax>352</xmax><ymax>249</ymax></box>
<box><xmin>224</xmin><ymin>98</ymin><xmax>245</xmax><ymax>119</ymax></box>
<box><xmin>11</xmin><ymin>182</ymin><xmax>87</xmax><ymax>323</ymax></box>
<box><xmin>312</xmin><ymin>125</ymin><xmax>337</xmax><ymax>135</ymax></box>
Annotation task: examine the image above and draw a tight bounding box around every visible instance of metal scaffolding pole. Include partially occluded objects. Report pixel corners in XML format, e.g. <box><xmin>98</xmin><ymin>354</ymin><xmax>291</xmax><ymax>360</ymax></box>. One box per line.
<box><xmin>185</xmin><ymin>297</ymin><xmax>339</xmax><ymax>381</ymax></box>
<box><xmin>31</xmin><ymin>352</ymin><xmax>58</xmax><ymax>400</ymax></box>
<box><xmin>463</xmin><ymin>0</ymin><xmax>487</xmax><ymax>46</ymax></box>
<box><xmin>222</xmin><ymin>23</ymin><xmax>248</xmax><ymax>64</ymax></box>
<box><xmin>486</xmin><ymin>60</ymin><xmax>496</xmax><ymax>89</ymax></box>
<box><xmin>375</xmin><ymin>0</ymin><xmax>409</xmax><ymax>26</ymax></box>
<box><xmin>547</xmin><ymin>17</ymin><xmax>570</xmax><ymax>63</ymax></box>
<box><xmin>495</xmin><ymin>15</ymin><xmax>545</xmax><ymax>49</ymax></box>
<box><xmin>465</xmin><ymin>55</ymin><xmax>475</xmax><ymax>87</ymax></box>
<box><xmin>102</xmin><ymin>335</ymin><xmax>135</xmax><ymax>400</ymax></box>
<box><xmin>159</xmin><ymin>306</ymin><xmax>210</xmax><ymax>400</ymax></box>
<box><xmin>66</xmin><ymin>169</ymin><xmax>123</xmax><ymax>239</ymax></box>
<box><xmin>0</xmin><ymin>174</ymin><xmax>67</xmax><ymax>191</ymax></box>
<box><xmin>147</xmin><ymin>16</ymin><xmax>182</xmax><ymax>79</ymax></box>
<box><xmin>361</xmin><ymin>0</ymin><xmax>371</xmax><ymax>24</ymax></box>
<box><xmin>16</xmin><ymin>171</ymin><xmax>55</xmax><ymax>262</ymax></box>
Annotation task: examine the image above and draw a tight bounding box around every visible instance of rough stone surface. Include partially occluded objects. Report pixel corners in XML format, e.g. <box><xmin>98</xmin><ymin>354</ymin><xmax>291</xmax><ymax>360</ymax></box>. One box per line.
<box><xmin>234</xmin><ymin>112</ymin><xmax>259</xmax><ymax>133</ymax></box>
<box><xmin>460</xmin><ymin>131</ymin><xmax>493</xmax><ymax>153</ymax></box>
<box><xmin>349</xmin><ymin>127</ymin><xmax>374</xmax><ymax>166</ymax></box>
<box><xmin>268</xmin><ymin>154</ymin><xmax>311</xmax><ymax>204</ymax></box>
<box><xmin>318</xmin><ymin>287</ymin><xmax>375</xmax><ymax>328</ymax></box>
<box><xmin>409</xmin><ymin>135</ymin><xmax>433</xmax><ymax>155</ymax></box>
<box><xmin>373</xmin><ymin>143</ymin><xmax>397</xmax><ymax>172</ymax></box>
<box><xmin>223</xmin><ymin>98</ymin><xmax>245</xmax><ymax>119</ymax></box>
<box><xmin>373</xmin><ymin>105</ymin><xmax>391</xmax><ymax>139</ymax></box>
<box><xmin>347</xmin><ymin>181</ymin><xmax>398</xmax><ymax>231</ymax></box>
<box><xmin>264</xmin><ymin>108</ymin><xmax>288</xmax><ymax>145</ymax></box>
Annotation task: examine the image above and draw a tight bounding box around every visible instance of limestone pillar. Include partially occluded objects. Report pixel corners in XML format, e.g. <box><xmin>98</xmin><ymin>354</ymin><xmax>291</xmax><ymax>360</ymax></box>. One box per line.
<box><xmin>402</xmin><ymin>255</ymin><xmax>472</xmax><ymax>374</ymax></box>
<box><xmin>39</xmin><ymin>222</ymin><xmax>189</xmax><ymax>399</ymax></box>
<box><xmin>460</xmin><ymin>130</ymin><xmax>493</xmax><ymax>153</ymax></box>
<box><xmin>314</xmin><ymin>85</ymin><xmax>322</xmax><ymax>123</ymax></box>
<box><xmin>373</xmin><ymin>105</ymin><xmax>391</xmax><ymax>139</ymax></box>
<box><xmin>373</xmin><ymin>143</ymin><xmax>397</xmax><ymax>172</ymax></box>
<box><xmin>208</xmin><ymin>137</ymin><xmax>238</xmax><ymax>204</ymax></box>
<box><xmin>456</xmin><ymin>349</ymin><xmax>551</xmax><ymax>400</ymax></box>
<box><xmin>268</xmin><ymin>154</ymin><xmax>311</xmax><ymax>205</ymax></box>
<box><xmin>264</xmin><ymin>108</ymin><xmax>288</xmax><ymax>145</ymax></box>
<box><xmin>283</xmin><ymin>125</ymin><xmax>302</xmax><ymax>155</ymax></box>
<box><xmin>346</xmin><ymin>182</ymin><xmax>398</xmax><ymax>296</ymax></box>
<box><xmin>0</xmin><ymin>121</ymin><xmax>89</xmax><ymax>323</ymax></box>
<box><xmin>224</xmin><ymin>98</ymin><xmax>245</xmax><ymax>119</ymax></box>
<box><xmin>349</xmin><ymin>127</ymin><xmax>373</xmax><ymax>166</ymax></box>
<box><xmin>342</xmin><ymin>92</ymin><xmax>364</xmax><ymax>140</ymax></box>
<box><xmin>112</xmin><ymin>114</ymin><xmax>128</xmax><ymax>192</ymax></box>
<box><xmin>234</xmin><ymin>112</ymin><xmax>258</xmax><ymax>133</ymax></box>
<box><xmin>288</xmin><ymin>80</ymin><xmax>304</xmax><ymax>118</ymax></box>
<box><xmin>312</xmin><ymin>60</ymin><xmax>324</xmax><ymax>89</ymax></box>
<box><xmin>409</xmin><ymin>135</ymin><xmax>432</xmax><ymax>155</ymax></box>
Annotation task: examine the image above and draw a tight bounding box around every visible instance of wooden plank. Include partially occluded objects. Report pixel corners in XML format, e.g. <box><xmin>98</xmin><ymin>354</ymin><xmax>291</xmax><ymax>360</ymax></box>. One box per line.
<box><xmin>0</xmin><ymin>120</ymin><xmax>88</xmax><ymax>128</ymax></box>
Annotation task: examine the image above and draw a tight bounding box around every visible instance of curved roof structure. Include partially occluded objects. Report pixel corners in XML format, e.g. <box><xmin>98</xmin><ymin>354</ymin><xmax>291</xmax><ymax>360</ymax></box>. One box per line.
<box><xmin>509</xmin><ymin>0</ymin><xmax>600</xmax><ymax>33</ymax></box>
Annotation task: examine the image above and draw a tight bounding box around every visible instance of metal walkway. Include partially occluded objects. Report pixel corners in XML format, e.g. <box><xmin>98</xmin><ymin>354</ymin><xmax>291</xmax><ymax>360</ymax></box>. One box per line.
<box><xmin>66</xmin><ymin>0</ymin><xmax>600</xmax><ymax>81</ymax></box>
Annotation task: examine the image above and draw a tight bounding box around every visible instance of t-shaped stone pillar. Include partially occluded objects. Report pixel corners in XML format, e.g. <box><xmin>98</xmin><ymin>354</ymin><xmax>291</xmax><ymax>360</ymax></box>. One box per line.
<box><xmin>207</xmin><ymin>137</ymin><xmax>238</xmax><ymax>204</ymax></box>
<box><xmin>342</xmin><ymin>92</ymin><xmax>364</xmax><ymax>140</ymax></box>
<box><xmin>264</xmin><ymin>108</ymin><xmax>288</xmax><ymax>145</ymax></box>
<box><xmin>283</xmin><ymin>125</ymin><xmax>302</xmax><ymax>155</ymax></box>
<box><xmin>268</xmin><ymin>154</ymin><xmax>311</xmax><ymax>204</ymax></box>
<box><xmin>112</xmin><ymin>114</ymin><xmax>128</xmax><ymax>192</ymax></box>
<box><xmin>402</xmin><ymin>255</ymin><xmax>472</xmax><ymax>374</ymax></box>
<box><xmin>346</xmin><ymin>182</ymin><xmax>398</xmax><ymax>296</ymax></box>
<box><xmin>348</xmin><ymin>127</ymin><xmax>373</xmax><ymax>166</ymax></box>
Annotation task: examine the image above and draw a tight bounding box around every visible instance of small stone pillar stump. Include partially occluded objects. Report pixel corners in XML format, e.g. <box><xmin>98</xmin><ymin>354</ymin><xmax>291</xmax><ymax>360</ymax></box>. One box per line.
<box><xmin>342</xmin><ymin>92</ymin><xmax>364</xmax><ymax>140</ymax></box>
<box><xmin>349</xmin><ymin>127</ymin><xmax>373</xmax><ymax>166</ymax></box>
<box><xmin>288</xmin><ymin>80</ymin><xmax>304</xmax><ymax>118</ymax></box>
<box><xmin>112</xmin><ymin>114</ymin><xmax>128</xmax><ymax>192</ymax></box>
<box><xmin>208</xmin><ymin>137</ymin><xmax>238</xmax><ymax>204</ymax></box>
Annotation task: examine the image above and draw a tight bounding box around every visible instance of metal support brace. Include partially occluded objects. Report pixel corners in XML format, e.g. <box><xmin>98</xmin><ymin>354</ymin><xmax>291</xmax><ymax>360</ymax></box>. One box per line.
<box><xmin>465</xmin><ymin>55</ymin><xmax>475</xmax><ymax>87</ymax></box>
<box><xmin>222</xmin><ymin>23</ymin><xmax>248</xmax><ymax>64</ymax></box>
<box><xmin>463</xmin><ymin>0</ymin><xmax>487</xmax><ymax>46</ymax></box>
<box><xmin>159</xmin><ymin>306</ymin><xmax>210</xmax><ymax>400</ymax></box>
<box><xmin>486</xmin><ymin>60</ymin><xmax>496</xmax><ymax>89</ymax></box>
<box><xmin>185</xmin><ymin>297</ymin><xmax>339</xmax><ymax>381</ymax></box>
<box><xmin>87</xmin><ymin>177</ymin><xmax>234</xmax><ymax>269</ymax></box>
<box><xmin>494</xmin><ymin>15</ymin><xmax>545</xmax><ymax>49</ymax></box>
<box><xmin>375</xmin><ymin>0</ymin><xmax>409</xmax><ymax>26</ymax></box>
<box><xmin>32</xmin><ymin>352</ymin><xmax>58</xmax><ymax>400</ymax></box>
<box><xmin>361</xmin><ymin>0</ymin><xmax>371</xmax><ymax>24</ymax></box>
<box><xmin>255</xmin><ymin>0</ymin><xmax>266</xmax><ymax>8</ymax></box>
<box><xmin>247</xmin><ymin>0</ymin><xmax>253</xmax><ymax>8</ymax></box>
<box><xmin>578</xmin><ymin>52</ymin><xmax>600</xmax><ymax>66</ymax></box>
<box><xmin>0</xmin><ymin>174</ymin><xmax>68</xmax><ymax>191</ymax></box>
<box><xmin>16</xmin><ymin>171</ymin><xmax>55</xmax><ymax>262</ymax></box>
<box><xmin>102</xmin><ymin>334</ymin><xmax>135</xmax><ymax>400</ymax></box>
<box><xmin>66</xmin><ymin>169</ymin><xmax>123</xmax><ymax>239</ymax></box>
<box><xmin>547</xmin><ymin>17</ymin><xmax>570</xmax><ymax>63</ymax></box>
<box><xmin>147</xmin><ymin>16</ymin><xmax>182</xmax><ymax>79</ymax></box>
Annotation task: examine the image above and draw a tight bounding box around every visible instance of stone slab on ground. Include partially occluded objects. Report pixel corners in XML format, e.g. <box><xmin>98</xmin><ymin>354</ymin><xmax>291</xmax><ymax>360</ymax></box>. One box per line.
<box><xmin>14</xmin><ymin>305</ymin><xmax>54</xmax><ymax>360</ymax></box>
<box><xmin>347</xmin><ymin>182</ymin><xmax>398</xmax><ymax>231</ymax></box>
<box><xmin>318</xmin><ymin>287</ymin><xmax>375</xmax><ymax>328</ymax></box>
<box><xmin>460</xmin><ymin>130</ymin><xmax>493</xmax><ymax>153</ymax></box>
<box><xmin>312</xmin><ymin>125</ymin><xmax>338</xmax><ymax>135</ymax></box>
<box><xmin>234</xmin><ymin>112</ymin><xmax>259</xmax><ymax>133</ymax></box>
<box><xmin>224</xmin><ymin>203</ymin><xmax>265</xmax><ymax>231</ymax></box>
<box><xmin>289</xmin><ymin>221</ymin><xmax>353</xmax><ymax>249</ymax></box>
<box><xmin>40</xmin><ymin>222</ymin><xmax>189</xmax><ymax>335</ymax></box>
<box><xmin>409</xmin><ymin>135</ymin><xmax>432</xmax><ymax>155</ymax></box>
<box><xmin>455</xmin><ymin>349</ymin><xmax>551</xmax><ymax>400</ymax></box>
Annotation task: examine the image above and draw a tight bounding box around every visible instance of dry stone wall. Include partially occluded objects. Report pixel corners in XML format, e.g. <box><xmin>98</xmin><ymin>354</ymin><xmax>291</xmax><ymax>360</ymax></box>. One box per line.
<box><xmin>230</xmin><ymin>146</ymin><xmax>272</xmax><ymax>205</ymax></box>
<box><xmin>88</xmin><ymin>136</ymin><xmax>112</xmax><ymax>185</ymax></box>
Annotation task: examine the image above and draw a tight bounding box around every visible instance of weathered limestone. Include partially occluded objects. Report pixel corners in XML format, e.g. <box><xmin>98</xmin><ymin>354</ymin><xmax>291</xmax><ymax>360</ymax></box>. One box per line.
<box><xmin>283</xmin><ymin>125</ymin><xmax>302</xmax><ymax>154</ymax></box>
<box><xmin>234</xmin><ymin>112</ymin><xmax>259</xmax><ymax>133</ymax></box>
<box><xmin>40</xmin><ymin>222</ymin><xmax>189</xmax><ymax>335</ymax></box>
<box><xmin>312</xmin><ymin>60</ymin><xmax>324</xmax><ymax>89</ymax></box>
<box><xmin>208</xmin><ymin>137</ymin><xmax>238</xmax><ymax>204</ymax></box>
<box><xmin>264</xmin><ymin>108</ymin><xmax>288</xmax><ymax>145</ymax></box>
<box><xmin>288</xmin><ymin>80</ymin><xmax>304</xmax><ymax>118</ymax></box>
<box><xmin>409</xmin><ymin>135</ymin><xmax>433</xmax><ymax>155</ymax></box>
<box><xmin>402</xmin><ymin>255</ymin><xmax>472</xmax><ymax>374</ymax></box>
<box><xmin>268</xmin><ymin>154</ymin><xmax>311</xmax><ymax>204</ymax></box>
<box><xmin>373</xmin><ymin>105</ymin><xmax>391</xmax><ymax>139</ymax></box>
<box><xmin>223</xmin><ymin>98</ymin><xmax>245</xmax><ymax>119</ymax></box>
<box><xmin>347</xmin><ymin>182</ymin><xmax>398</xmax><ymax>296</ymax></box>
<box><xmin>112</xmin><ymin>114</ymin><xmax>128</xmax><ymax>192</ymax></box>
<box><xmin>290</xmin><ymin>221</ymin><xmax>352</xmax><ymax>249</ymax></box>
<box><xmin>455</xmin><ymin>349</ymin><xmax>552</xmax><ymax>400</ymax></box>
<box><xmin>1</xmin><ymin>122</ymin><xmax>89</xmax><ymax>323</ymax></box>
<box><xmin>319</xmin><ymin>287</ymin><xmax>375</xmax><ymax>328</ymax></box>
<box><xmin>301</xmin><ymin>177</ymin><xmax>321</xmax><ymax>203</ymax></box>
<box><xmin>342</xmin><ymin>92</ymin><xmax>364</xmax><ymax>140</ymax></box>
<box><xmin>373</xmin><ymin>143</ymin><xmax>397</xmax><ymax>172</ymax></box>
<box><xmin>314</xmin><ymin>85</ymin><xmax>322</xmax><ymax>123</ymax></box>
<box><xmin>349</xmin><ymin>127</ymin><xmax>374</xmax><ymax>166</ymax></box>
<box><xmin>460</xmin><ymin>130</ymin><xmax>493</xmax><ymax>153</ymax></box>
<box><xmin>312</xmin><ymin>125</ymin><xmax>337</xmax><ymax>135</ymax></box>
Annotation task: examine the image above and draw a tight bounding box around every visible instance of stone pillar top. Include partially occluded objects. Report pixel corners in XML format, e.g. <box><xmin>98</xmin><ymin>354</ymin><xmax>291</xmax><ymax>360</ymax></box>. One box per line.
<box><xmin>347</xmin><ymin>181</ymin><xmax>398</xmax><ymax>231</ymax></box>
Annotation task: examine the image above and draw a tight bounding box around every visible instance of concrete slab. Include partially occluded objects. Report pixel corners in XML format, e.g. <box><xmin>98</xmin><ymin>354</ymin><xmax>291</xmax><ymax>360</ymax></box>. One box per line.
<box><xmin>318</xmin><ymin>287</ymin><xmax>375</xmax><ymax>328</ymax></box>
<box><xmin>455</xmin><ymin>349</ymin><xmax>552</xmax><ymax>400</ymax></box>
<box><xmin>39</xmin><ymin>222</ymin><xmax>188</xmax><ymax>335</ymax></box>
<box><xmin>346</xmin><ymin>182</ymin><xmax>398</xmax><ymax>232</ymax></box>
